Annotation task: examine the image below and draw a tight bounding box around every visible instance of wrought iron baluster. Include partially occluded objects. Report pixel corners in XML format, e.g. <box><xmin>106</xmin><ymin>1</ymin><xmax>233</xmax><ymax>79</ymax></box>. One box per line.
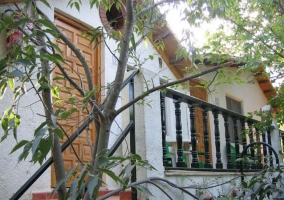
<box><xmin>255</xmin><ymin>128</ymin><xmax>262</xmax><ymax>169</ymax></box>
<box><xmin>267</xmin><ymin>129</ymin><xmax>273</xmax><ymax>166</ymax></box>
<box><xmin>202</xmin><ymin>106</ymin><xmax>212</xmax><ymax>168</ymax></box>
<box><xmin>240</xmin><ymin>118</ymin><xmax>248</xmax><ymax>169</ymax></box>
<box><xmin>174</xmin><ymin>97</ymin><xmax>185</xmax><ymax>167</ymax></box>
<box><xmin>212</xmin><ymin>109</ymin><xmax>222</xmax><ymax>169</ymax></box>
<box><xmin>189</xmin><ymin>102</ymin><xmax>199</xmax><ymax>168</ymax></box>
<box><xmin>262</xmin><ymin>130</ymin><xmax>267</xmax><ymax>165</ymax></box>
<box><xmin>248</xmin><ymin>121</ymin><xmax>256</xmax><ymax>169</ymax></box>
<box><xmin>223</xmin><ymin>113</ymin><xmax>233</xmax><ymax>169</ymax></box>
<box><xmin>233</xmin><ymin>117</ymin><xmax>240</xmax><ymax>169</ymax></box>
<box><xmin>160</xmin><ymin>93</ymin><xmax>170</xmax><ymax>166</ymax></box>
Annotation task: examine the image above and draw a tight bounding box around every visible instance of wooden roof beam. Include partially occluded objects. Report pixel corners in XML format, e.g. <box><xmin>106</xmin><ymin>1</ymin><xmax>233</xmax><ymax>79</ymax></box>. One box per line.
<box><xmin>258</xmin><ymin>80</ymin><xmax>270</xmax><ymax>84</ymax></box>
<box><xmin>153</xmin><ymin>31</ymin><xmax>171</xmax><ymax>42</ymax></box>
<box><xmin>169</xmin><ymin>56</ymin><xmax>184</xmax><ymax>65</ymax></box>
<box><xmin>263</xmin><ymin>89</ymin><xmax>275</xmax><ymax>94</ymax></box>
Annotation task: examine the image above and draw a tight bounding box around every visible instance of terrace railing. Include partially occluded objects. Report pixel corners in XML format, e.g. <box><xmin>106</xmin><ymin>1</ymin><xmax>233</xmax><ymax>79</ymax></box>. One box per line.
<box><xmin>160</xmin><ymin>89</ymin><xmax>275</xmax><ymax>171</ymax></box>
<box><xmin>11</xmin><ymin>69</ymin><xmax>139</xmax><ymax>200</ymax></box>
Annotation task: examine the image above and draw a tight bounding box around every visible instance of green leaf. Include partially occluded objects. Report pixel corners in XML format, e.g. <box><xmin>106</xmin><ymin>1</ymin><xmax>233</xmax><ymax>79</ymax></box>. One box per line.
<box><xmin>0</xmin><ymin>81</ymin><xmax>7</xmax><ymax>99</ymax></box>
<box><xmin>60</xmin><ymin>108</ymin><xmax>77</xmax><ymax>119</ymax></box>
<box><xmin>134</xmin><ymin>185</ymin><xmax>153</xmax><ymax>196</ymax></box>
<box><xmin>37</xmin><ymin>19</ymin><xmax>56</xmax><ymax>32</ymax></box>
<box><xmin>130</xmin><ymin>33</ymin><xmax>136</xmax><ymax>51</ymax></box>
<box><xmin>40</xmin><ymin>82</ymin><xmax>49</xmax><ymax>89</ymax></box>
<box><xmin>0</xmin><ymin>21</ymin><xmax>7</xmax><ymax>33</ymax></box>
<box><xmin>40</xmin><ymin>0</ymin><xmax>51</xmax><ymax>8</ymax></box>
<box><xmin>92</xmin><ymin>40</ymin><xmax>102</xmax><ymax>50</ymax></box>
<box><xmin>120</xmin><ymin>164</ymin><xmax>135</xmax><ymax>178</ymax></box>
<box><xmin>18</xmin><ymin>148</ymin><xmax>30</xmax><ymax>162</ymax></box>
<box><xmin>78</xmin><ymin>164</ymin><xmax>88</xmax><ymax>188</ymax></box>
<box><xmin>83</xmin><ymin>87</ymin><xmax>98</xmax><ymax>104</ymax></box>
<box><xmin>13</xmin><ymin>127</ymin><xmax>17</xmax><ymax>141</ymax></box>
<box><xmin>10</xmin><ymin>140</ymin><xmax>29</xmax><ymax>154</ymax></box>
<box><xmin>100</xmin><ymin>169</ymin><xmax>124</xmax><ymax>185</ymax></box>
<box><xmin>9</xmin><ymin>69</ymin><xmax>24</xmax><ymax>78</ymax></box>
<box><xmin>68</xmin><ymin>97</ymin><xmax>76</xmax><ymax>104</ymax></box>
<box><xmin>90</xmin><ymin>32</ymin><xmax>100</xmax><ymax>45</ymax></box>
<box><xmin>131</xmin><ymin>154</ymin><xmax>142</xmax><ymax>161</ymax></box>
<box><xmin>39</xmin><ymin>138</ymin><xmax>51</xmax><ymax>157</ymax></box>
<box><xmin>41</xmin><ymin>54</ymin><xmax>66</xmax><ymax>64</ymax></box>
<box><xmin>18</xmin><ymin>142</ymin><xmax>32</xmax><ymax>162</ymax></box>
<box><xmin>12</xmin><ymin>17</ymin><xmax>29</xmax><ymax>29</ymax></box>
<box><xmin>52</xmin><ymin>168</ymin><xmax>73</xmax><ymax>194</ymax></box>
<box><xmin>1</xmin><ymin>118</ymin><xmax>8</xmax><ymax>130</ymax></box>
<box><xmin>53</xmin><ymin>76</ymin><xmax>65</xmax><ymax>81</ymax></box>
<box><xmin>34</xmin><ymin>121</ymin><xmax>48</xmax><ymax>135</ymax></box>
<box><xmin>16</xmin><ymin>59</ymin><xmax>33</xmax><ymax>66</ymax></box>
<box><xmin>87</xmin><ymin>176</ymin><xmax>98</xmax><ymax>197</ymax></box>
<box><xmin>54</xmin><ymin>128</ymin><xmax>64</xmax><ymax>140</ymax></box>
<box><xmin>47</xmin><ymin>41</ymin><xmax>63</xmax><ymax>55</ymax></box>
<box><xmin>74</xmin><ymin>2</ymin><xmax>80</xmax><ymax>11</ymax></box>
<box><xmin>8</xmin><ymin>78</ymin><xmax>14</xmax><ymax>90</ymax></box>
<box><xmin>98</xmin><ymin>156</ymin><xmax>109</xmax><ymax>168</ymax></box>
<box><xmin>97</xmin><ymin>149</ymin><xmax>109</xmax><ymax>157</ymax></box>
<box><xmin>0</xmin><ymin>132</ymin><xmax>8</xmax><ymax>143</ymax></box>
<box><xmin>79</xmin><ymin>164</ymin><xmax>88</xmax><ymax>181</ymax></box>
<box><xmin>32</xmin><ymin>127</ymin><xmax>48</xmax><ymax>154</ymax></box>
<box><xmin>52</xmin><ymin>86</ymin><xmax>61</xmax><ymax>99</ymax></box>
<box><xmin>70</xmin><ymin>178</ymin><xmax>79</xmax><ymax>200</ymax></box>
<box><xmin>0</xmin><ymin>58</ymin><xmax>7</xmax><ymax>71</ymax></box>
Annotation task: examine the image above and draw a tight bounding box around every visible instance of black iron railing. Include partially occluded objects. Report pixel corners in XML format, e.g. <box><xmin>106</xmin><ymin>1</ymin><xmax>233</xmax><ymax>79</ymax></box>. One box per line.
<box><xmin>161</xmin><ymin>89</ymin><xmax>274</xmax><ymax>171</ymax></box>
<box><xmin>11</xmin><ymin>69</ymin><xmax>139</xmax><ymax>200</ymax></box>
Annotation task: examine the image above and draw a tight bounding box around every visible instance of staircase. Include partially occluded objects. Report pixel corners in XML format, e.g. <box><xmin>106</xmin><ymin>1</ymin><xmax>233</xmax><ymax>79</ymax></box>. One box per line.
<box><xmin>32</xmin><ymin>189</ymin><xmax>132</xmax><ymax>200</ymax></box>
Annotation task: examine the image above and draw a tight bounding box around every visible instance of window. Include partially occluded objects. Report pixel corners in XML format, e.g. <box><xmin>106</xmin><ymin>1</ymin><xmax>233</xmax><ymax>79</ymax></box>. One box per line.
<box><xmin>159</xmin><ymin>57</ymin><xmax>163</xmax><ymax>68</ymax></box>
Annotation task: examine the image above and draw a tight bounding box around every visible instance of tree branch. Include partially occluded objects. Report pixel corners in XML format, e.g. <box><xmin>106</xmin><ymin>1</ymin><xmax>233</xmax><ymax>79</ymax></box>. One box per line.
<box><xmin>227</xmin><ymin>18</ymin><xmax>284</xmax><ymax>59</ymax></box>
<box><xmin>131</xmin><ymin>13</ymin><xmax>164</xmax><ymax>52</ymax></box>
<box><xmin>18</xmin><ymin>27</ymin><xmax>101</xmax><ymax>116</ymax></box>
<box><xmin>148</xmin><ymin>181</ymin><xmax>173</xmax><ymax>200</ymax></box>
<box><xmin>103</xmin><ymin>0</ymin><xmax>135</xmax><ymax>114</ymax></box>
<box><xmin>97</xmin><ymin>176</ymin><xmax>198</xmax><ymax>200</ymax></box>
<box><xmin>135</xmin><ymin>0</ymin><xmax>184</xmax><ymax>19</ymax></box>
<box><xmin>114</xmin><ymin>62</ymin><xmax>233</xmax><ymax>117</ymax></box>
<box><xmin>36</xmin><ymin>7</ymin><xmax>93</xmax><ymax>91</ymax></box>
<box><xmin>35</xmin><ymin>6</ymin><xmax>104</xmax><ymax>120</ymax></box>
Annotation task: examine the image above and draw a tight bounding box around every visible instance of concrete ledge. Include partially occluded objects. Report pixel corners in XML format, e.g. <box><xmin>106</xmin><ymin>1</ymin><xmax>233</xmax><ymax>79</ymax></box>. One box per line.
<box><xmin>165</xmin><ymin>170</ymin><xmax>257</xmax><ymax>176</ymax></box>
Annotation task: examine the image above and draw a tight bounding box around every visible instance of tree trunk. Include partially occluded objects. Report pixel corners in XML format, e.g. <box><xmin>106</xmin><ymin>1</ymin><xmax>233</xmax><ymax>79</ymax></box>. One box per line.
<box><xmin>84</xmin><ymin>117</ymin><xmax>112</xmax><ymax>200</ymax></box>
<box><xmin>40</xmin><ymin>48</ymin><xmax>66</xmax><ymax>200</ymax></box>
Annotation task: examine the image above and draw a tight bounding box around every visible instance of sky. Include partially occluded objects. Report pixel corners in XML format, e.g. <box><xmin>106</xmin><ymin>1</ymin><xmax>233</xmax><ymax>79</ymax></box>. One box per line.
<box><xmin>163</xmin><ymin>5</ymin><xmax>221</xmax><ymax>48</ymax></box>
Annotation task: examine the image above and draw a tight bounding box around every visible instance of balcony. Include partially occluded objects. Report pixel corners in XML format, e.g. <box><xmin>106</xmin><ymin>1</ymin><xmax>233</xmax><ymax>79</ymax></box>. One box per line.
<box><xmin>160</xmin><ymin>89</ymin><xmax>277</xmax><ymax>171</ymax></box>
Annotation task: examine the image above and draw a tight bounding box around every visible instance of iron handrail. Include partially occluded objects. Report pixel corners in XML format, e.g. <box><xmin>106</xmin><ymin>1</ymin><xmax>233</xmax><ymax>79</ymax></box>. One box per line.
<box><xmin>165</xmin><ymin>89</ymin><xmax>258</xmax><ymax>122</ymax></box>
<box><xmin>10</xmin><ymin>116</ymin><xmax>94</xmax><ymax>200</ymax></box>
<box><xmin>240</xmin><ymin>142</ymin><xmax>279</xmax><ymax>182</ymax></box>
<box><xmin>11</xmin><ymin>69</ymin><xmax>139</xmax><ymax>200</ymax></box>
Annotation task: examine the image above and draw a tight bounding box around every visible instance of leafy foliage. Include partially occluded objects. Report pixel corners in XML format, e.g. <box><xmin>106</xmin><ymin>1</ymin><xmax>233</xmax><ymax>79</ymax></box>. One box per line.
<box><xmin>241</xmin><ymin>166</ymin><xmax>284</xmax><ymax>199</ymax></box>
<box><xmin>1</xmin><ymin>0</ymin><xmax>284</xmax><ymax>199</ymax></box>
<box><xmin>51</xmin><ymin>152</ymin><xmax>155</xmax><ymax>199</ymax></box>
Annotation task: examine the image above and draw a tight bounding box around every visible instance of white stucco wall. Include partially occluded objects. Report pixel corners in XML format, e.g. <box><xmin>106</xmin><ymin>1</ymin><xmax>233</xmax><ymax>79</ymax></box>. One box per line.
<box><xmin>0</xmin><ymin>4</ymin><xmax>51</xmax><ymax>200</ymax></box>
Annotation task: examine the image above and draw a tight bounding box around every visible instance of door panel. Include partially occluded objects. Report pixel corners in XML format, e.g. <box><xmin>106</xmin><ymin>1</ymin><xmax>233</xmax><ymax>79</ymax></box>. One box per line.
<box><xmin>189</xmin><ymin>80</ymin><xmax>211</xmax><ymax>162</ymax></box>
<box><xmin>51</xmin><ymin>19</ymin><xmax>101</xmax><ymax>187</ymax></box>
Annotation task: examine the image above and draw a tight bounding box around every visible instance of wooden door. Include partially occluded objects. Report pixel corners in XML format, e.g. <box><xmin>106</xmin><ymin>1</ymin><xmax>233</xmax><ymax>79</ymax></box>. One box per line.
<box><xmin>51</xmin><ymin>19</ymin><xmax>101</xmax><ymax>187</ymax></box>
<box><xmin>189</xmin><ymin>80</ymin><xmax>211</xmax><ymax>162</ymax></box>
